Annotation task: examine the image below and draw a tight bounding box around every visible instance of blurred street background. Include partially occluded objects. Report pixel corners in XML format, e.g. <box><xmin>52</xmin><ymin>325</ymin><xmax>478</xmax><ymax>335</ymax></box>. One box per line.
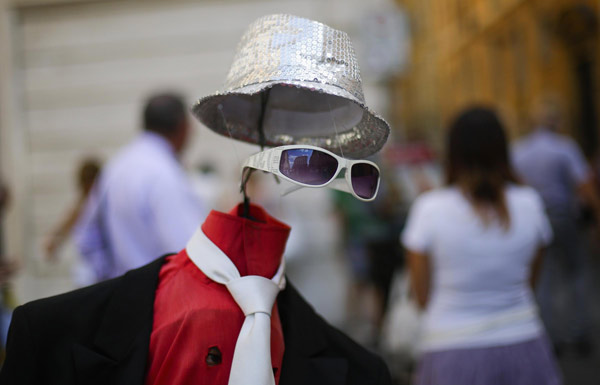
<box><xmin>0</xmin><ymin>0</ymin><xmax>599</xmax><ymax>383</ymax></box>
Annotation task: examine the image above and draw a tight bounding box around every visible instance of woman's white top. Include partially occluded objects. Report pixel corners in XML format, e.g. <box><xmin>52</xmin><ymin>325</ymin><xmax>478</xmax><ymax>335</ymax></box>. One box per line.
<box><xmin>401</xmin><ymin>185</ymin><xmax>552</xmax><ymax>352</ymax></box>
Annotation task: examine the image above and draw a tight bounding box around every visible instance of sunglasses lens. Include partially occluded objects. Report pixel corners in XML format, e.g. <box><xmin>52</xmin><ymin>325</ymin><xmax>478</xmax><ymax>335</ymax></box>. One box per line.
<box><xmin>351</xmin><ymin>163</ymin><xmax>379</xmax><ymax>199</ymax></box>
<box><xmin>280</xmin><ymin>149</ymin><xmax>338</xmax><ymax>185</ymax></box>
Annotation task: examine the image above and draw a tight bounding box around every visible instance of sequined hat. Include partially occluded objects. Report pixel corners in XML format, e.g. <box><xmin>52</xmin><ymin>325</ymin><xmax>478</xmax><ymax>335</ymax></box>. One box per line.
<box><xmin>192</xmin><ymin>14</ymin><xmax>390</xmax><ymax>159</ymax></box>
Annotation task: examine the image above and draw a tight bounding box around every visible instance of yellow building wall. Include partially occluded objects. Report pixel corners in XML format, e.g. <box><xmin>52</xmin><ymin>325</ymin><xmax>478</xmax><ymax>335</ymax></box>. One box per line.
<box><xmin>396</xmin><ymin>0</ymin><xmax>599</xmax><ymax>154</ymax></box>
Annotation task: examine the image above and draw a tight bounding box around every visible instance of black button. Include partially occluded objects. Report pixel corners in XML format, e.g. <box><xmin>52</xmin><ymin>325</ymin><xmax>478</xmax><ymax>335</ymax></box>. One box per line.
<box><xmin>206</xmin><ymin>346</ymin><xmax>222</xmax><ymax>366</ymax></box>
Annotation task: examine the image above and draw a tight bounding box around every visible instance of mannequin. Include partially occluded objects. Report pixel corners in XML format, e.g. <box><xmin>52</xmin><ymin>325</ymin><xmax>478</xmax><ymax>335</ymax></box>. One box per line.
<box><xmin>0</xmin><ymin>14</ymin><xmax>393</xmax><ymax>385</ymax></box>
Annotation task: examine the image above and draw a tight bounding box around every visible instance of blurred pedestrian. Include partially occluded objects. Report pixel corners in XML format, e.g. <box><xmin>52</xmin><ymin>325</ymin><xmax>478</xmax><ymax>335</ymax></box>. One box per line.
<box><xmin>512</xmin><ymin>96</ymin><xmax>600</xmax><ymax>356</ymax></box>
<box><xmin>45</xmin><ymin>158</ymin><xmax>101</xmax><ymax>259</ymax></box>
<box><xmin>333</xmin><ymin>190</ymin><xmax>382</xmax><ymax>339</ymax></box>
<box><xmin>402</xmin><ymin>107</ymin><xmax>561</xmax><ymax>385</ymax></box>
<box><xmin>74</xmin><ymin>93</ymin><xmax>205</xmax><ymax>283</ymax></box>
<box><xmin>44</xmin><ymin>158</ymin><xmax>101</xmax><ymax>286</ymax></box>
<box><xmin>365</xmin><ymin>168</ymin><xmax>404</xmax><ymax>339</ymax></box>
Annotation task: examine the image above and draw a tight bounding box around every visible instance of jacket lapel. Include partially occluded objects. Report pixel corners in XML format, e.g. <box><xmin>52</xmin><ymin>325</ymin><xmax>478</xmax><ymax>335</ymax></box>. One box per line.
<box><xmin>278</xmin><ymin>283</ymin><xmax>348</xmax><ymax>385</ymax></box>
<box><xmin>73</xmin><ymin>256</ymin><xmax>168</xmax><ymax>385</ymax></box>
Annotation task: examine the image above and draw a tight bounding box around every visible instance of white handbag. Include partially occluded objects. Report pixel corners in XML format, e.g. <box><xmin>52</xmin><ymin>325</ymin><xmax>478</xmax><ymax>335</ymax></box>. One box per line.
<box><xmin>380</xmin><ymin>270</ymin><xmax>422</xmax><ymax>358</ymax></box>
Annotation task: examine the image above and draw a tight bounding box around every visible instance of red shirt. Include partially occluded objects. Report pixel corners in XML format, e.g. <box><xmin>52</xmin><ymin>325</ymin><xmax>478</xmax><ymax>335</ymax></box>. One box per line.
<box><xmin>145</xmin><ymin>204</ymin><xmax>290</xmax><ymax>385</ymax></box>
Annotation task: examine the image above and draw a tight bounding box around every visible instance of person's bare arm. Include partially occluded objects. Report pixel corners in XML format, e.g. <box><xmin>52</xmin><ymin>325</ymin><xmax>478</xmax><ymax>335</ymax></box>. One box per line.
<box><xmin>529</xmin><ymin>248</ymin><xmax>545</xmax><ymax>289</ymax></box>
<box><xmin>44</xmin><ymin>196</ymin><xmax>86</xmax><ymax>260</ymax></box>
<box><xmin>407</xmin><ymin>249</ymin><xmax>431</xmax><ymax>309</ymax></box>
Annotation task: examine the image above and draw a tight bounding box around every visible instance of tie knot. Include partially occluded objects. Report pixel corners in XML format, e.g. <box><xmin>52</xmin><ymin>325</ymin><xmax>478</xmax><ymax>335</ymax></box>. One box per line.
<box><xmin>226</xmin><ymin>276</ymin><xmax>281</xmax><ymax>317</ymax></box>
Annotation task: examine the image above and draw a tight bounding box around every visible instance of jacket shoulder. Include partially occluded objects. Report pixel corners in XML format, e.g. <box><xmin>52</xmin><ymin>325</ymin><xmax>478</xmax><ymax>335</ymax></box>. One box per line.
<box><xmin>16</xmin><ymin>274</ymin><xmax>123</xmax><ymax>347</ymax></box>
<box><xmin>319</xmin><ymin>316</ymin><xmax>392</xmax><ymax>384</ymax></box>
<box><xmin>279</xmin><ymin>284</ymin><xmax>392</xmax><ymax>384</ymax></box>
<box><xmin>22</xmin><ymin>274</ymin><xmax>120</xmax><ymax>320</ymax></box>
<box><xmin>21</xmin><ymin>255</ymin><xmax>167</xmax><ymax>320</ymax></box>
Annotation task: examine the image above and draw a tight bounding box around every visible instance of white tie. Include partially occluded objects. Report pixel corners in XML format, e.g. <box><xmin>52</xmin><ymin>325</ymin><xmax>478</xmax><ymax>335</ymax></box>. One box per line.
<box><xmin>186</xmin><ymin>228</ymin><xmax>286</xmax><ymax>385</ymax></box>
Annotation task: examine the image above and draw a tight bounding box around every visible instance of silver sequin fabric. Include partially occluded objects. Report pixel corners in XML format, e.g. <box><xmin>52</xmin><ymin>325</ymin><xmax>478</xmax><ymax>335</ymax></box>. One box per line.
<box><xmin>192</xmin><ymin>14</ymin><xmax>389</xmax><ymax>159</ymax></box>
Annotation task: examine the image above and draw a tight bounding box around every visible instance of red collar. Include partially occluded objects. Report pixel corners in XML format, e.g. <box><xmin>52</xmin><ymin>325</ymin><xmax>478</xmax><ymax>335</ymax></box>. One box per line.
<box><xmin>200</xmin><ymin>203</ymin><xmax>291</xmax><ymax>278</ymax></box>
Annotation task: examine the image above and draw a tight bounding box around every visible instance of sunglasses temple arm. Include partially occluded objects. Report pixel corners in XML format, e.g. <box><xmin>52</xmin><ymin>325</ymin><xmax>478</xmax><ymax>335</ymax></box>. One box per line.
<box><xmin>241</xmin><ymin>151</ymin><xmax>274</xmax><ymax>174</ymax></box>
<box><xmin>281</xmin><ymin>184</ymin><xmax>303</xmax><ymax>197</ymax></box>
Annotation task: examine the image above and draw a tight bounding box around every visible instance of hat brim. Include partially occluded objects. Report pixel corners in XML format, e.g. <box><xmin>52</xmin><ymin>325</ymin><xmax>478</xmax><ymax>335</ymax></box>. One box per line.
<box><xmin>191</xmin><ymin>80</ymin><xmax>390</xmax><ymax>159</ymax></box>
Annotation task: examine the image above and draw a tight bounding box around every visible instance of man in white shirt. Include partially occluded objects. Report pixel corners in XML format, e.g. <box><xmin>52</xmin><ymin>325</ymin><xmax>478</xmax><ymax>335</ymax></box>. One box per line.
<box><xmin>74</xmin><ymin>93</ymin><xmax>205</xmax><ymax>284</ymax></box>
<box><xmin>512</xmin><ymin>98</ymin><xmax>600</xmax><ymax>356</ymax></box>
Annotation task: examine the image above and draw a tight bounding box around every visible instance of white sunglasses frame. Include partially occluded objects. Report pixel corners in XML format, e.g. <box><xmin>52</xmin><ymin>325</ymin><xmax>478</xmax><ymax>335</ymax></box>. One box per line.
<box><xmin>242</xmin><ymin>145</ymin><xmax>380</xmax><ymax>202</ymax></box>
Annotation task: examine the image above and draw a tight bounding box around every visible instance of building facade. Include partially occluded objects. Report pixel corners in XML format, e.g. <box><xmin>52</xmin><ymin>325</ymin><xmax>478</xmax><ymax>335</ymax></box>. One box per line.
<box><xmin>395</xmin><ymin>0</ymin><xmax>599</xmax><ymax>156</ymax></box>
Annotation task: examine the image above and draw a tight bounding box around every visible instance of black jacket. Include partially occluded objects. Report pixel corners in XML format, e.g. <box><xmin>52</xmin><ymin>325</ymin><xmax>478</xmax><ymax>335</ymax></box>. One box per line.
<box><xmin>0</xmin><ymin>256</ymin><xmax>391</xmax><ymax>385</ymax></box>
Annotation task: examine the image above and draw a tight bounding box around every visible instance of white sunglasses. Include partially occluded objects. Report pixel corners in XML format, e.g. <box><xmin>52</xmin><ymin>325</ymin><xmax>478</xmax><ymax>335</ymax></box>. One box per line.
<box><xmin>242</xmin><ymin>145</ymin><xmax>380</xmax><ymax>201</ymax></box>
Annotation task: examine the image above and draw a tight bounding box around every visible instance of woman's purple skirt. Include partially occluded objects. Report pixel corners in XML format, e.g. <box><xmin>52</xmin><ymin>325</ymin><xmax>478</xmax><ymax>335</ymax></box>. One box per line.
<box><xmin>414</xmin><ymin>336</ymin><xmax>562</xmax><ymax>385</ymax></box>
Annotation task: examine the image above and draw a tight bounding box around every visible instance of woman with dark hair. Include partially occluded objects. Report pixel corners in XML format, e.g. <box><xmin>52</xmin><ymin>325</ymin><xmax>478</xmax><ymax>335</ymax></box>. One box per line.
<box><xmin>402</xmin><ymin>107</ymin><xmax>562</xmax><ymax>384</ymax></box>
